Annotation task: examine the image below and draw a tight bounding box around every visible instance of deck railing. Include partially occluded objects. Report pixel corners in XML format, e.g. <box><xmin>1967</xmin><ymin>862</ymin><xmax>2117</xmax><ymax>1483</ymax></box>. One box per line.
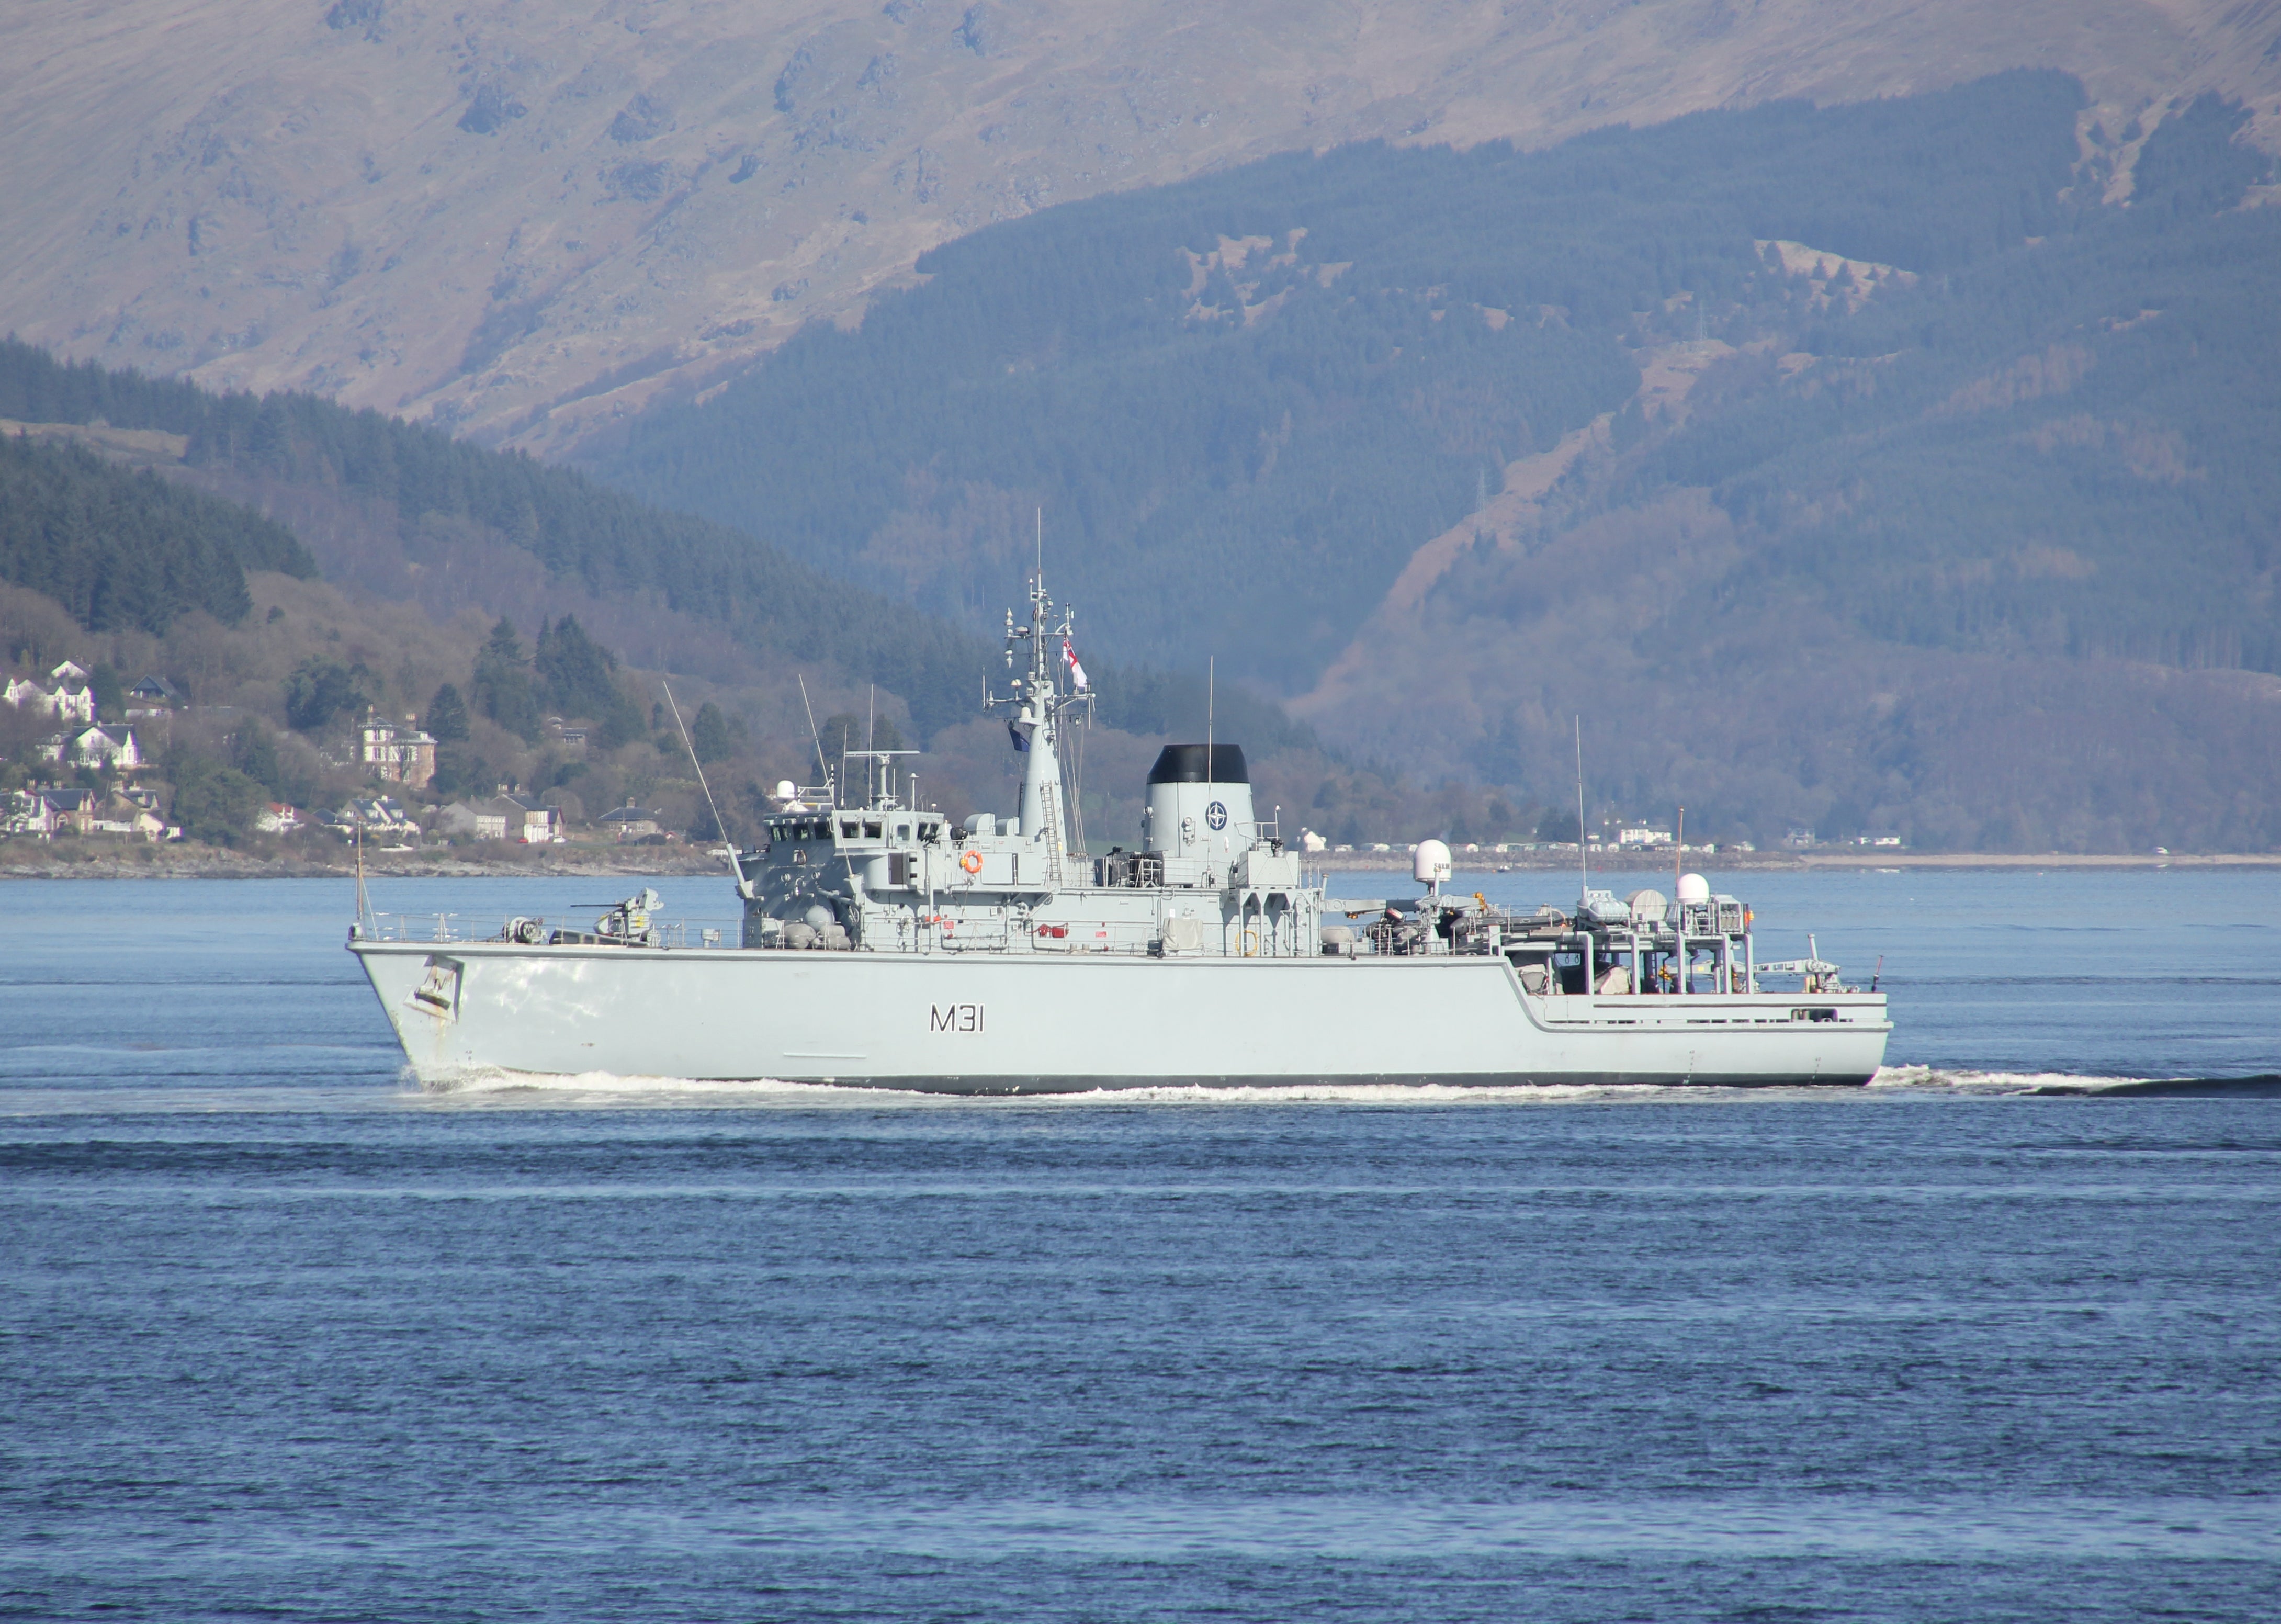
<box><xmin>363</xmin><ymin>912</ymin><xmax>733</xmax><ymax>948</ymax></box>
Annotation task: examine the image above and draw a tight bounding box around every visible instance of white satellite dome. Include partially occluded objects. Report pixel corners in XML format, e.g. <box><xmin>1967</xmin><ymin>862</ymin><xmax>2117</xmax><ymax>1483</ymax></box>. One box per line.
<box><xmin>1414</xmin><ymin>839</ymin><xmax>1453</xmax><ymax>885</ymax></box>
<box><xmin>774</xmin><ymin>780</ymin><xmax>797</xmax><ymax>800</ymax></box>
<box><xmin>1676</xmin><ymin>872</ymin><xmax>1711</xmax><ymax>904</ymax></box>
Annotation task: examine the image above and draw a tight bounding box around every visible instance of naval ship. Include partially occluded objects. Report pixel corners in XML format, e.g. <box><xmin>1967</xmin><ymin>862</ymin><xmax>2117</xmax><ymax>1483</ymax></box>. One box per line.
<box><xmin>350</xmin><ymin>574</ymin><xmax>1890</xmax><ymax>1091</ymax></box>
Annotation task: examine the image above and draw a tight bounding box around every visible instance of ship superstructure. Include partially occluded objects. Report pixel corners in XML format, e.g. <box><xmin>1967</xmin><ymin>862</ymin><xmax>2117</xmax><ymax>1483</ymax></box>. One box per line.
<box><xmin>739</xmin><ymin>574</ymin><xmax>1315</xmax><ymax>963</ymax></box>
<box><xmin>351</xmin><ymin>573</ymin><xmax>1890</xmax><ymax>1091</ymax></box>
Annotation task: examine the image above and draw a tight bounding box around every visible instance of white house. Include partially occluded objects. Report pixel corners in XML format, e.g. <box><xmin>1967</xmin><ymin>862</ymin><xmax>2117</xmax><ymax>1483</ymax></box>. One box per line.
<box><xmin>258</xmin><ymin>803</ymin><xmax>303</xmax><ymax>835</ymax></box>
<box><xmin>330</xmin><ymin>798</ymin><xmax>419</xmax><ymax>842</ymax></box>
<box><xmin>87</xmin><ymin>807</ymin><xmax>168</xmax><ymax>841</ymax></box>
<box><xmin>4</xmin><ymin>676</ymin><xmax>95</xmax><ymax>725</ymax></box>
<box><xmin>3</xmin><ymin>790</ymin><xmax>59</xmax><ymax>839</ymax></box>
<box><xmin>502</xmin><ymin>794</ymin><xmax>564</xmax><ymax>844</ymax></box>
<box><xmin>439</xmin><ymin>796</ymin><xmax>559</xmax><ymax>843</ymax></box>
<box><xmin>40</xmin><ymin>726</ymin><xmax>143</xmax><ymax>772</ymax></box>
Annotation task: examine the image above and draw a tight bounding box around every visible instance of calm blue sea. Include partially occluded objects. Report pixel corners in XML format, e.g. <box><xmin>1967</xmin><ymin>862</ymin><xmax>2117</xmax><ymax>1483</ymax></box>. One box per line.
<box><xmin>3</xmin><ymin>869</ymin><xmax>2277</xmax><ymax>1620</ymax></box>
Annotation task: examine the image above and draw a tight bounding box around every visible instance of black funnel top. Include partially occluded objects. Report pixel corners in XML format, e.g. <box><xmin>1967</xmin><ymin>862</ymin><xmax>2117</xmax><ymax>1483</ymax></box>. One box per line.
<box><xmin>1147</xmin><ymin>743</ymin><xmax>1249</xmax><ymax>785</ymax></box>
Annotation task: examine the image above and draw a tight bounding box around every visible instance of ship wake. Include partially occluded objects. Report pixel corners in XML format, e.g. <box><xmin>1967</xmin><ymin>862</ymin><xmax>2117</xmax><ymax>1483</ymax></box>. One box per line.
<box><xmin>409</xmin><ymin>1065</ymin><xmax>2278</xmax><ymax>1104</ymax></box>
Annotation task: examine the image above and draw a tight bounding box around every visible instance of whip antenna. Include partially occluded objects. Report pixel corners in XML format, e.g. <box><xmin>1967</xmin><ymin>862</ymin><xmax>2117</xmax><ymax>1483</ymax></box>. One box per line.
<box><xmin>796</xmin><ymin>673</ymin><xmax>832</xmax><ymax>803</ymax></box>
<box><xmin>1575</xmin><ymin>715</ymin><xmax>1588</xmax><ymax>898</ymax></box>
<box><xmin>1206</xmin><ymin>655</ymin><xmax>1214</xmax><ymax>777</ymax></box>
<box><xmin>354</xmin><ymin>815</ymin><xmax>370</xmax><ymax>930</ymax></box>
<box><xmin>662</xmin><ymin>682</ymin><xmax>737</xmax><ymax>882</ymax></box>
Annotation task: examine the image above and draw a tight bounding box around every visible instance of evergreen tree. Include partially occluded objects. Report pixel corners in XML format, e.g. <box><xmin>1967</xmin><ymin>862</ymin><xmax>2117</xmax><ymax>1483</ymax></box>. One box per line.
<box><xmin>482</xmin><ymin>616</ymin><xmax>522</xmax><ymax>662</ymax></box>
<box><xmin>690</xmin><ymin>701</ymin><xmax>732</xmax><ymax>764</ymax></box>
<box><xmin>87</xmin><ymin>663</ymin><xmax>126</xmax><ymax>720</ymax></box>
<box><xmin>819</xmin><ymin>713</ymin><xmax>865</xmax><ymax>765</ymax></box>
<box><xmin>423</xmin><ymin>682</ymin><xmax>471</xmax><ymax>742</ymax></box>
<box><xmin>534</xmin><ymin>615</ymin><xmax>620</xmax><ymax>718</ymax></box>
<box><xmin>595</xmin><ymin>688</ymin><xmax>647</xmax><ymax>751</ymax></box>
<box><xmin>283</xmin><ymin>660</ymin><xmax>366</xmax><ymax>734</ymax></box>
<box><xmin>432</xmin><ymin>746</ymin><xmax>489</xmax><ymax>798</ymax></box>
<box><xmin>233</xmin><ymin>723</ymin><xmax>282</xmax><ymax>798</ymax></box>
<box><xmin>168</xmin><ymin>754</ymin><xmax>265</xmax><ymax>845</ymax></box>
<box><xmin>471</xmin><ymin>617</ymin><xmax>541</xmax><ymax>742</ymax></box>
<box><xmin>0</xmin><ymin>434</ymin><xmax>314</xmax><ymax>634</ymax></box>
<box><xmin>228</xmin><ymin>719</ymin><xmax>318</xmax><ymax>808</ymax></box>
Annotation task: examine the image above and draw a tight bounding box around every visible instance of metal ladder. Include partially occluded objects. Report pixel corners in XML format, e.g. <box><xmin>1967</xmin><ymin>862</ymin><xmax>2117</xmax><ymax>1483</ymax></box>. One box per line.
<box><xmin>1036</xmin><ymin>779</ymin><xmax>1066</xmax><ymax>887</ymax></box>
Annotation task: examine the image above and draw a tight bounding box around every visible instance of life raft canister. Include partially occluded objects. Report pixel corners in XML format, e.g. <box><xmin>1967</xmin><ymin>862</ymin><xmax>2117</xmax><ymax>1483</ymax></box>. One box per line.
<box><xmin>961</xmin><ymin>848</ymin><xmax>984</xmax><ymax>875</ymax></box>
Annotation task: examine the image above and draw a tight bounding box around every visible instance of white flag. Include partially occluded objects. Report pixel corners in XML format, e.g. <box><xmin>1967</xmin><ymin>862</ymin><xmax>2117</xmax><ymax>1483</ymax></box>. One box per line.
<box><xmin>1062</xmin><ymin>638</ymin><xmax>1089</xmax><ymax>691</ymax></box>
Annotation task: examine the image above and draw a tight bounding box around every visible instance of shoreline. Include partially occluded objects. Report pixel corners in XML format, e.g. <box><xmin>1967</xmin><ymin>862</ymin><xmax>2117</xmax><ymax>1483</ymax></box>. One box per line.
<box><xmin>3</xmin><ymin>846</ymin><xmax>2275</xmax><ymax>881</ymax></box>
<box><xmin>1309</xmin><ymin>851</ymin><xmax>2281</xmax><ymax>873</ymax></box>
<box><xmin>0</xmin><ymin>845</ymin><xmax>731</xmax><ymax>881</ymax></box>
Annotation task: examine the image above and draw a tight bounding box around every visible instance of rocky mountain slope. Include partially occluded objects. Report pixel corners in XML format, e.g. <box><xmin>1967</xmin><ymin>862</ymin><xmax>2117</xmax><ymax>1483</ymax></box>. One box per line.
<box><xmin>582</xmin><ymin>75</ymin><xmax>2281</xmax><ymax>852</ymax></box>
<box><xmin>4</xmin><ymin>0</ymin><xmax>2275</xmax><ymax>456</ymax></box>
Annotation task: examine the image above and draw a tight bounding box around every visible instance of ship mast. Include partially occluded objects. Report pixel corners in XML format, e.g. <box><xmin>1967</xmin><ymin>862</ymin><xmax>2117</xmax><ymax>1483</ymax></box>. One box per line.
<box><xmin>987</xmin><ymin>568</ymin><xmax>1087</xmax><ymax>871</ymax></box>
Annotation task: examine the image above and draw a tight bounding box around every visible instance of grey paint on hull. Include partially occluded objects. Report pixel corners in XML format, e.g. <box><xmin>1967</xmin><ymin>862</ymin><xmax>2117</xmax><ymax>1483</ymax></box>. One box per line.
<box><xmin>351</xmin><ymin>940</ymin><xmax>1891</xmax><ymax>1093</ymax></box>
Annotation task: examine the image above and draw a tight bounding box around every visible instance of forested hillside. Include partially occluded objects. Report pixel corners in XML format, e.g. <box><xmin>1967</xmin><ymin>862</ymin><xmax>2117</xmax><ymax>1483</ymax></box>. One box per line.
<box><xmin>0</xmin><ymin>340</ymin><xmax>990</xmax><ymax>738</ymax></box>
<box><xmin>0</xmin><ymin>341</ymin><xmax>1361</xmax><ymax>852</ymax></box>
<box><xmin>591</xmin><ymin>72</ymin><xmax>2092</xmax><ymax>685</ymax></box>
<box><xmin>588</xmin><ymin>73</ymin><xmax>2281</xmax><ymax>850</ymax></box>
<box><xmin>0</xmin><ymin>340</ymin><xmax>1328</xmax><ymax>761</ymax></box>
<box><xmin>0</xmin><ymin>433</ymin><xmax>313</xmax><ymax>632</ymax></box>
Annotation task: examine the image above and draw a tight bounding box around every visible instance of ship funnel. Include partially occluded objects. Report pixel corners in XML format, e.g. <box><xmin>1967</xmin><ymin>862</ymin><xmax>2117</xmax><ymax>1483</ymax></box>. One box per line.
<box><xmin>1143</xmin><ymin>743</ymin><xmax>1254</xmax><ymax>865</ymax></box>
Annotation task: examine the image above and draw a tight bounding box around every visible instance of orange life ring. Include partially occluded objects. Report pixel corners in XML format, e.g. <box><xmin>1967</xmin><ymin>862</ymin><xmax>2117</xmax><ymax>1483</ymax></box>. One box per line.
<box><xmin>961</xmin><ymin>849</ymin><xmax>984</xmax><ymax>875</ymax></box>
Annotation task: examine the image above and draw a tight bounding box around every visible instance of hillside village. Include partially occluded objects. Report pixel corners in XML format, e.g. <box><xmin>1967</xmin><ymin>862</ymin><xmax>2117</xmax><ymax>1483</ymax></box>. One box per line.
<box><xmin>9</xmin><ymin>639</ymin><xmax>1889</xmax><ymax>866</ymax></box>
<box><xmin>3</xmin><ymin>661</ymin><xmax>173</xmax><ymax>840</ymax></box>
<box><xmin>1</xmin><ymin>648</ymin><xmax>711</xmax><ymax>856</ymax></box>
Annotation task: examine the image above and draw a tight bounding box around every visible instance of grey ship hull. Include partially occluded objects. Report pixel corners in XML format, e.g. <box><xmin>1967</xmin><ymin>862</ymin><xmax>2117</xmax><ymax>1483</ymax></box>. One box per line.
<box><xmin>352</xmin><ymin>940</ymin><xmax>1891</xmax><ymax>1092</ymax></box>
